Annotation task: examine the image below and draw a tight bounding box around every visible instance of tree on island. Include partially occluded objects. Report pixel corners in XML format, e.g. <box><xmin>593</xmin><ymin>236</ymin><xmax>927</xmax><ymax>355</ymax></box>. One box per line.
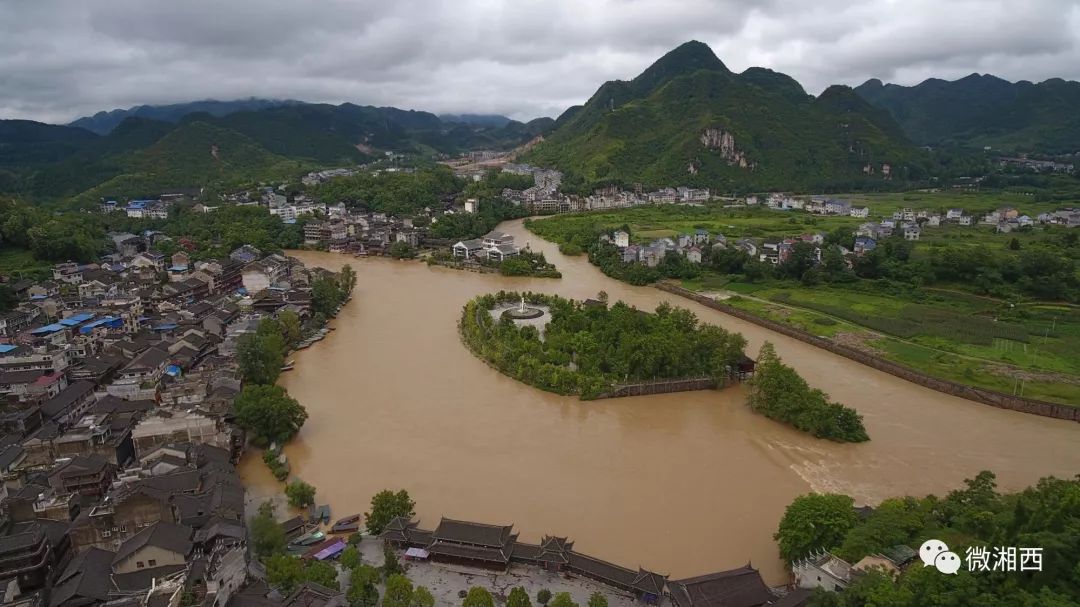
<box><xmin>507</xmin><ymin>587</ymin><xmax>532</xmax><ymax>607</ymax></box>
<box><xmin>462</xmin><ymin>587</ymin><xmax>495</xmax><ymax>607</ymax></box>
<box><xmin>748</xmin><ymin>342</ymin><xmax>868</xmax><ymax>442</ymax></box>
<box><xmin>285</xmin><ymin>479</ymin><xmax>316</xmax><ymax>508</ymax></box>
<box><xmin>586</xmin><ymin>593</ymin><xmax>608</xmax><ymax>607</ymax></box>
<box><xmin>536</xmin><ymin>590</ymin><xmax>552</xmax><ymax>606</ymax></box>
<box><xmin>234</xmin><ymin>384</ymin><xmax>309</xmax><ymax>446</ymax></box>
<box><xmin>364</xmin><ymin>489</ymin><xmax>416</xmax><ymax>535</ymax></box>
<box><xmin>774</xmin><ymin>493</ymin><xmax>858</xmax><ymax>563</ymax></box>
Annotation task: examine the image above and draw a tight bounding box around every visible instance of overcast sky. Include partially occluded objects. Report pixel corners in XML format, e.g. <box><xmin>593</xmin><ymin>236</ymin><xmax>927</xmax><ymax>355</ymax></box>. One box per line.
<box><xmin>2</xmin><ymin>0</ymin><xmax>1079</xmax><ymax>124</ymax></box>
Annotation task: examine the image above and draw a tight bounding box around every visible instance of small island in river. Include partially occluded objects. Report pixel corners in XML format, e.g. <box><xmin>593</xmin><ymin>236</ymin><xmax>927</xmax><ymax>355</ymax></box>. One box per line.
<box><xmin>459</xmin><ymin>291</ymin><xmax>750</xmax><ymax>399</ymax></box>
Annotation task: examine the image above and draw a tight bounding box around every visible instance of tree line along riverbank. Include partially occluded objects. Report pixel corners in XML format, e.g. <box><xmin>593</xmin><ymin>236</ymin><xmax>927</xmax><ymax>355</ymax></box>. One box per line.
<box><xmin>236</xmin><ymin>265</ymin><xmax>357</xmax><ymax>480</ymax></box>
<box><xmin>459</xmin><ymin>291</ymin><xmax>868</xmax><ymax>442</ymax></box>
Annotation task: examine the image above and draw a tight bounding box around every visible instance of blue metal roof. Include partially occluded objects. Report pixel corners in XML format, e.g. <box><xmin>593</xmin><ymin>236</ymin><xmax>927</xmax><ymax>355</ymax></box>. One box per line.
<box><xmin>30</xmin><ymin>323</ymin><xmax>65</xmax><ymax>335</ymax></box>
<box><xmin>152</xmin><ymin>323</ymin><xmax>179</xmax><ymax>331</ymax></box>
<box><xmin>0</xmin><ymin>344</ymin><xmax>18</xmax><ymax>354</ymax></box>
<box><xmin>59</xmin><ymin>313</ymin><xmax>95</xmax><ymax>326</ymax></box>
<box><xmin>79</xmin><ymin>316</ymin><xmax>121</xmax><ymax>334</ymax></box>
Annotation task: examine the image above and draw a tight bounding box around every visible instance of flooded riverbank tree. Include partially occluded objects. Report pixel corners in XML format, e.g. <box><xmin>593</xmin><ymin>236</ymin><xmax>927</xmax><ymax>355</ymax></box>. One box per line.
<box><xmin>748</xmin><ymin>343</ymin><xmax>869</xmax><ymax>442</ymax></box>
<box><xmin>460</xmin><ymin>292</ymin><xmax>748</xmax><ymax>399</ymax></box>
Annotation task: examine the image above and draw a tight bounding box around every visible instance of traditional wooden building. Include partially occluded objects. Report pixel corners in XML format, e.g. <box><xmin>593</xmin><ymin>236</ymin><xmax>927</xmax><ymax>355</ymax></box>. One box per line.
<box><xmin>425</xmin><ymin>518</ymin><xmax>517</xmax><ymax>571</ymax></box>
<box><xmin>667</xmin><ymin>565</ymin><xmax>774</xmax><ymax>607</ymax></box>
<box><xmin>379</xmin><ymin>518</ymin><xmax>667</xmax><ymax>603</ymax></box>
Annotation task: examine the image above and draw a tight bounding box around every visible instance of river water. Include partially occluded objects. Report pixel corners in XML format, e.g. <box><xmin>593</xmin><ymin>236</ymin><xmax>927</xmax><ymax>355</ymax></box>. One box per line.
<box><xmin>239</xmin><ymin>219</ymin><xmax>1080</xmax><ymax>584</ymax></box>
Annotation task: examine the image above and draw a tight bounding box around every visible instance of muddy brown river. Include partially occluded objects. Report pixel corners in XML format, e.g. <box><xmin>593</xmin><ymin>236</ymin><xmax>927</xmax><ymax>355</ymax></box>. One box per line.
<box><xmin>239</xmin><ymin>219</ymin><xmax>1080</xmax><ymax>584</ymax></box>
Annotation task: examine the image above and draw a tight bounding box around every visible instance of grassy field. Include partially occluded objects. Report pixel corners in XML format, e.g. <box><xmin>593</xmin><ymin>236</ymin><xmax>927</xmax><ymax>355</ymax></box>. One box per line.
<box><xmin>0</xmin><ymin>247</ymin><xmax>51</xmax><ymax>279</ymax></box>
<box><xmin>713</xmin><ymin>281</ymin><xmax>1080</xmax><ymax>405</ymax></box>
<box><xmin>528</xmin><ymin>196</ymin><xmax>1080</xmax><ymax>406</ymax></box>
<box><xmin>840</xmin><ymin>190</ymin><xmax>1069</xmax><ymax>217</ymax></box>
<box><xmin>530</xmin><ymin>204</ymin><xmax>864</xmax><ymax>245</ymax></box>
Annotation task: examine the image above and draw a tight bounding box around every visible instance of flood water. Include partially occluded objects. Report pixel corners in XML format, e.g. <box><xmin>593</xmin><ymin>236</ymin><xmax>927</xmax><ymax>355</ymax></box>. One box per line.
<box><xmin>239</xmin><ymin>218</ymin><xmax>1080</xmax><ymax>584</ymax></box>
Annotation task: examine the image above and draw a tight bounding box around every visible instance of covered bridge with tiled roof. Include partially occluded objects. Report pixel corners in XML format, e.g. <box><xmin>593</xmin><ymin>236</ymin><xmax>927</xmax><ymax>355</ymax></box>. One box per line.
<box><xmin>425</xmin><ymin>517</ymin><xmax>518</xmax><ymax>570</ymax></box>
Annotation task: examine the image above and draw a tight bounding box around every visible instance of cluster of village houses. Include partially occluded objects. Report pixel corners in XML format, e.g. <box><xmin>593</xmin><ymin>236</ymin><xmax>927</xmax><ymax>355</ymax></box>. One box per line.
<box><xmin>480</xmin><ymin>165</ymin><xmax>711</xmax><ymax>215</ymax></box>
<box><xmin>0</xmin><ymin>236</ymin><xmax>353</xmax><ymax>607</ymax></box>
<box><xmin>599</xmin><ymin>198</ymin><xmax>1080</xmax><ymax>270</ymax></box>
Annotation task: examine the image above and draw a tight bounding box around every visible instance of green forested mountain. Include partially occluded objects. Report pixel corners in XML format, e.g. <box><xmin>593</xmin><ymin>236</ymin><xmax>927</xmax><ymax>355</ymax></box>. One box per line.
<box><xmin>855</xmin><ymin>74</ymin><xmax>1080</xmax><ymax>153</ymax></box>
<box><xmin>0</xmin><ymin>102</ymin><xmax>555</xmax><ymax>202</ymax></box>
<box><xmin>523</xmin><ymin>41</ymin><xmax>924</xmax><ymax>191</ymax></box>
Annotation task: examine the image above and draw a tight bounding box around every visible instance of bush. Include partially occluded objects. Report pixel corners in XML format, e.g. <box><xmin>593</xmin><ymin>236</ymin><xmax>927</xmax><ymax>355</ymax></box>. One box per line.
<box><xmin>285</xmin><ymin>480</ymin><xmax>316</xmax><ymax>508</ymax></box>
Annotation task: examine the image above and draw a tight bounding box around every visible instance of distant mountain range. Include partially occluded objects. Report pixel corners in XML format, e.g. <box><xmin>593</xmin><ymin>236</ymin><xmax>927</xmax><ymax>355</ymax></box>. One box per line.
<box><xmin>523</xmin><ymin>41</ymin><xmax>924</xmax><ymax>191</ymax></box>
<box><xmin>68</xmin><ymin>98</ymin><xmax>306</xmax><ymax>135</ymax></box>
<box><xmin>2</xmin><ymin>46</ymin><xmax>1077</xmax><ymax>202</ymax></box>
<box><xmin>0</xmin><ymin>102</ymin><xmax>554</xmax><ymax>201</ymax></box>
<box><xmin>854</xmin><ymin>75</ymin><xmax>1080</xmax><ymax>154</ymax></box>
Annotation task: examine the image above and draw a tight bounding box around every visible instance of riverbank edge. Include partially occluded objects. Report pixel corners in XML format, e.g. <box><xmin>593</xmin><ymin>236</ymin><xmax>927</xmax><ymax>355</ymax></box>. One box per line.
<box><xmin>655</xmin><ymin>283</ymin><xmax>1080</xmax><ymax>422</ymax></box>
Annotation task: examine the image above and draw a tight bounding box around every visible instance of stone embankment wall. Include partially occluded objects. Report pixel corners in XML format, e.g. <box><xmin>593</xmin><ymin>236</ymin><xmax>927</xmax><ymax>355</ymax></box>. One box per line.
<box><xmin>598</xmin><ymin>377</ymin><xmax>719</xmax><ymax>399</ymax></box>
<box><xmin>655</xmin><ymin>283</ymin><xmax>1079</xmax><ymax>422</ymax></box>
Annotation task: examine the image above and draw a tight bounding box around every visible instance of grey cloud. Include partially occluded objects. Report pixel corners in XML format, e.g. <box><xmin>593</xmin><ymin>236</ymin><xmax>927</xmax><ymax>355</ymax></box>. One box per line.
<box><xmin>0</xmin><ymin>0</ymin><xmax>1078</xmax><ymax>124</ymax></box>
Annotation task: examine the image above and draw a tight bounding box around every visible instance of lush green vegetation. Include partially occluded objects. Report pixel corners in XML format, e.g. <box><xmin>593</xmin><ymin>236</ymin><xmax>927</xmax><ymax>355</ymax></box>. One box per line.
<box><xmin>308</xmin><ymin>166</ymin><xmax>462</xmax><ymax>215</ymax></box>
<box><xmin>265</xmin><ymin>554</ymin><xmax>339</xmax><ymax>593</ymax></box>
<box><xmin>285</xmin><ymin>479</ymin><xmax>316</xmax><ymax>508</ymax></box>
<box><xmin>775</xmin><ymin>493</ymin><xmax>860</xmax><ymax>563</ymax></box>
<box><xmin>0</xmin><ymin>100</ymin><xmax>554</xmax><ymax>202</ymax></box>
<box><xmin>460</xmin><ymin>292</ymin><xmax>748</xmax><ymax>399</ymax></box>
<box><xmin>427</xmin><ymin>249</ymin><xmax>561</xmax><ymax>278</ymax></box>
<box><xmin>429</xmin><ymin>199</ymin><xmax>528</xmax><ymax>241</ymax></box>
<box><xmin>250</xmin><ymin>501</ymin><xmax>288</xmax><ymax>559</ymax></box>
<box><xmin>749</xmin><ymin>343</ymin><xmax>869</xmax><ymax>442</ymax></box>
<box><xmin>776</xmin><ymin>472</ymin><xmax>1080</xmax><ymax>606</ymax></box>
<box><xmin>498</xmin><ymin>251</ymin><xmax>562</xmax><ymax>278</ymax></box>
<box><xmin>0</xmin><ymin>196</ymin><xmax>311</xmax><ymax>275</ymax></box>
<box><xmin>238</xmin><ymin>318</ymin><xmax>288</xmax><ymax>385</ymax></box>
<box><xmin>135</xmin><ymin>204</ymin><xmax>307</xmax><ymax>259</ymax></box>
<box><xmin>0</xmin><ymin>198</ymin><xmax>107</xmax><ymax>263</ymax></box>
<box><xmin>346</xmin><ymin>563</ymin><xmax>381</xmax><ymax>607</ymax></box>
<box><xmin>364</xmin><ymin>489</ymin><xmax>416</xmax><ymax>535</ymax></box>
<box><xmin>724</xmin><ymin>283</ymin><xmax>1080</xmax><ymax>405</ymax></box>
<box><xmin>311</xmin><ymin>266</ymin><xmax>355</xmax><ymax>318</ymax></box>
<box><xmin>524</xmin><ymin>41</ymin><xmax>929</xmax><ymax>192</ymax></box>
<box><xmin>856</xmin><ymin>74</ymin><xmax>1080</xmax><ymax>154</ymax></box>
<box><xmin>234</xmin><ymin>384</ymin><xmax>308</xmax><ymax>446</ymax></box>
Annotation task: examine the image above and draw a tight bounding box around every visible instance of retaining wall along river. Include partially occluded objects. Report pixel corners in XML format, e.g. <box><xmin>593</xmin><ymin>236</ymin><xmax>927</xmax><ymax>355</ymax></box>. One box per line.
<box><xmin>655</xmin><ymin>283</ymin><xmax>1079</xmax><ymax>422</ymax></box>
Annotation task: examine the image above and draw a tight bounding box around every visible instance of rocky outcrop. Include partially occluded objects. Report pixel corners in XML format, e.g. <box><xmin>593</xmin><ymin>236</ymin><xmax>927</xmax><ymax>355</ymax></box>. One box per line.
<box><xmin>700</xmin><ymin>128</ymin><xmax>753</xmax><ymax>168</ymax></box>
